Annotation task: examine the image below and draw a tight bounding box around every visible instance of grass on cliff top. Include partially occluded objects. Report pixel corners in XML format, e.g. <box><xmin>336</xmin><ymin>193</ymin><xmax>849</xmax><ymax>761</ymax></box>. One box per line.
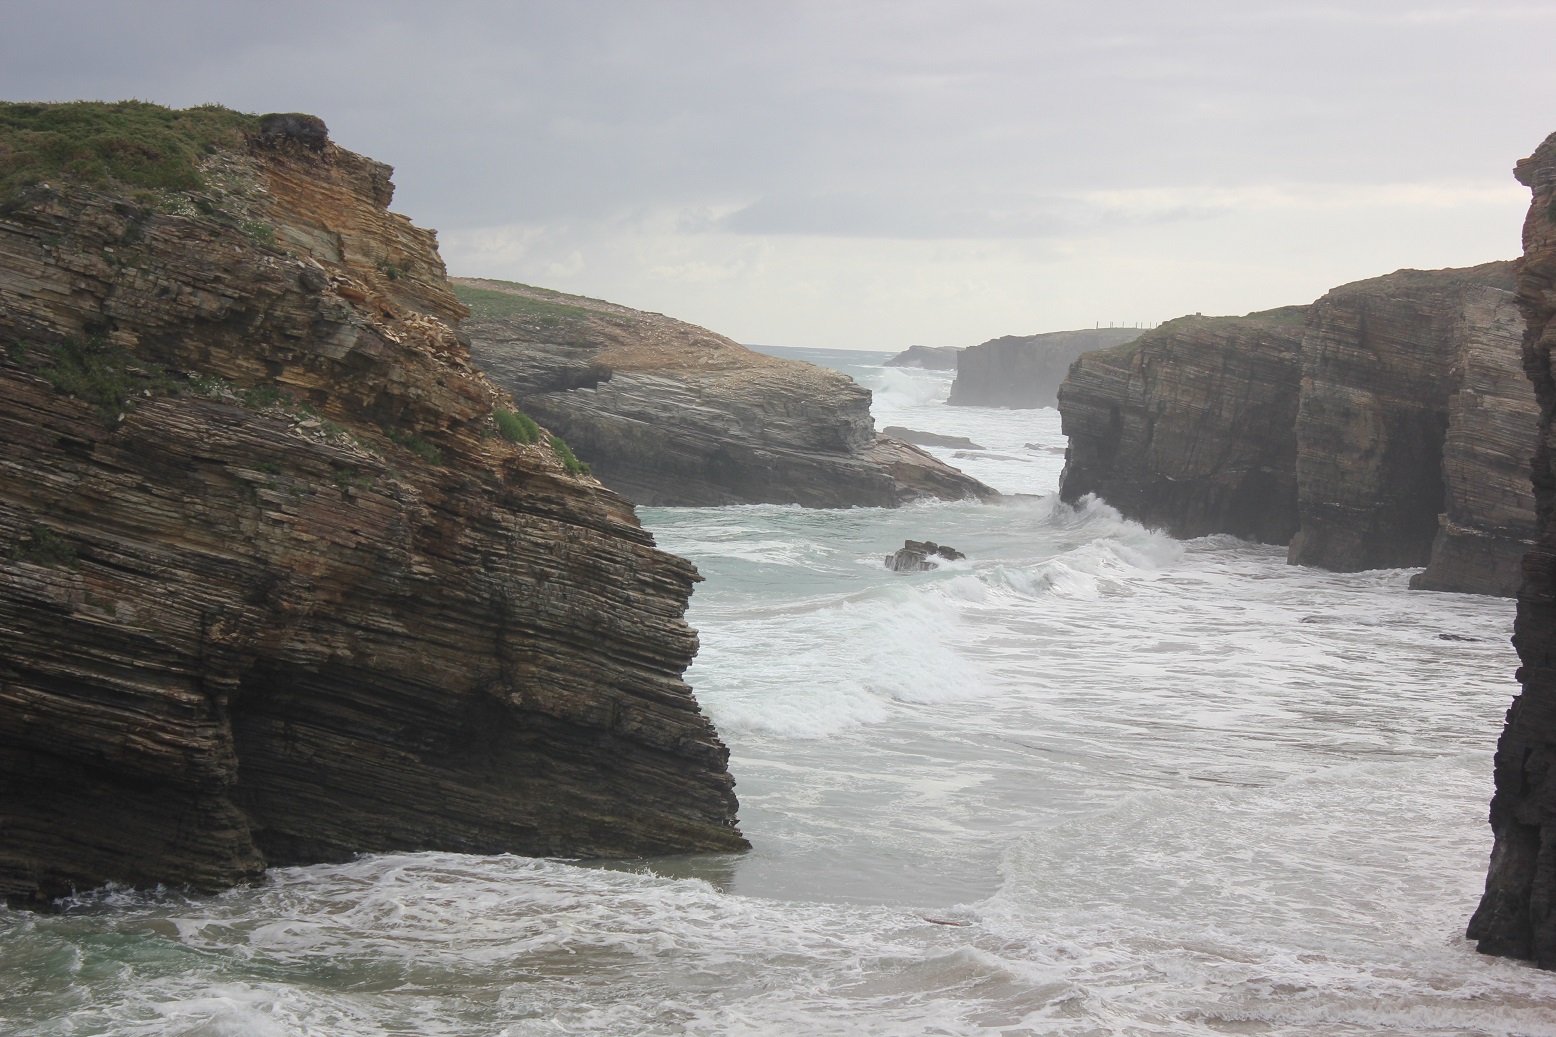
<box><xmin>0</xmin><ymin>100</ymin><xmax>258</xmax><ymax>205</ymax></box>
<box><xmin>451</xmin><ymin>283</ymin><xmax>605</xmax><ymax>325</ymax></box>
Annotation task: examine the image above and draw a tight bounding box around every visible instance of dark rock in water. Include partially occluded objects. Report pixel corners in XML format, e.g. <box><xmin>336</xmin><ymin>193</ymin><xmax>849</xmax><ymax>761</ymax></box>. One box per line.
<box><xmin>954</xmin><ymin>451</ymin><xmax>1027</xmax><ymax>462</ymax></box>
<box><xmin>949</xmin><ymin>327</ymin><xmax>1145</xmax><ymax>408</ymax></box>
<box><xmin>458</xmin><ymin>282</ymin><xmax>997</xmax><ymax>508</ymax></box>
<box><xmin>1437</xmin><ymin>633</ymin><xmax>1482</xmax><ymax>642</ymax></box>
<box><xmin>885</xmin><ymin>540</ymin><xmax>965</xmax><ymax>571</ymax></box>
<box><xmin>884</xmin><ymin>345</ymin><xmax>960</xmax><ymax>370</ymax></box>
<box><xmin>1469</xmin><ymin>130</ymin><xmax>1556</xmax><ymax>969</ymax></box>
<box><xmin>882</xmin><ymin>426</ymin><xmax>985</xmax><ymax>450</ymax></box>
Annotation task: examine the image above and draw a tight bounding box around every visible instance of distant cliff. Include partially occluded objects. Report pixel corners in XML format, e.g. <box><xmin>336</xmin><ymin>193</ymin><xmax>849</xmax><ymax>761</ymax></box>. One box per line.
<box><xmin>1057</xmin><ymin>266</ymin><xmax>1533</xmax><ymax>595</ymax></box>
<box><xmin>948</xmin><ymin>327</ymin><xmax>1145</xmax><ymax>409</ymax></box>
<box><xmin>884</xmin><ymin>345</ymin><xmax>959</xmax><ymax>370</ymax></box>
<box><xmin>1057</xmin><ymin>310</ymin><xmax>1307</xmax><ymax>543</ymax></box>
<box><xmin>1469</xmin><ymin>132</ymin><xmax>1556</xmax><ymax>968</ymax></box>
<box><xmin>0</xmin><ymin>102</ymin><xmax>745</xmax><ymax>905</ymax></box>
<box><xmin>456</xmin><ymin>279</ymin><xmax>997</xmax><ymax>508</ymax></box>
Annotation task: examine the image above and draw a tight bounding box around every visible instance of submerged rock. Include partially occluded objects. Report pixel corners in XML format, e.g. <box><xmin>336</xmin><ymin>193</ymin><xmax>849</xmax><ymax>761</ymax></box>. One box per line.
<box><xmin>885</xmin><ymin>540</ymin><xmax>966</xmax><ymax>571</ymax></box>
<box><xmin>0</xmin><ymin>102</ymin><xmax>746</xmax><ymax>905</ymax></box>
<box><xmin>1469</xmin><ymin>131</ymin><xmax>1556</xmax><ymax>969</ymax></box>
<box><xmin>456</xmin><ymin>280</ymin><xmax>996</xmax><ymax>508</ymax></box>
<box><xmin>882</xmin><ymin>426</ymin><xmax>985</xmax><ymax>450</ymax></box>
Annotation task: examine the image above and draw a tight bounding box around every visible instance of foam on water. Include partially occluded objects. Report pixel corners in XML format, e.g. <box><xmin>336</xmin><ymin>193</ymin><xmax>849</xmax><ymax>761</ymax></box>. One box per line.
<box><xmin>5</xmin><ymin>345</ymin><xmax>1551</xmax><ymax>1035</ymax></box>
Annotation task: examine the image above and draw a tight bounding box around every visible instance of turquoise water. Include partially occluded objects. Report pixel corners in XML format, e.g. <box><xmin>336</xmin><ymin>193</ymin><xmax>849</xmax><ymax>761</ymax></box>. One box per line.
<box><xmin>3</xmin><ymin>349</ymin><xmax>1550</xmax><ymax>1036</ymax></box>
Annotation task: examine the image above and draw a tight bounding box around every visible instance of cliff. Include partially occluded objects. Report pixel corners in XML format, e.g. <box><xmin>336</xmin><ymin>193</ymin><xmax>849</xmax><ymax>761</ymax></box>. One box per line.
<box><xmin>883</xmin><ymin>345</ymin><xmax>959</xmax><ymax>370</ymax></box>
<box><xmin>1056</xmin><ymin>266</ymin><xmax>1533</xmax><ymax>595</ymax></box>
<box><xmin>1288</xmin><ymin>263</ymin><xmax>1526</xmax><ymax>580</ymax></box>
<box><xmin>0</xmin><ymin>102</ymin><xmax>745</xmax><ymax>905</ymax></box>
<box><xmin>948</xmin><ymin>327</ymin><xmax>1145</xmax><ymax>409</ymax></box>
<box><xmin>1057</xmin><ymin>310</ymin><xmax>1307</xmax><ymax>543</ymax></box>
<box><xmin>455</xmin><ymin>279</ymin><xmax>997</xmax><ymax>508</ymax></box>
<box><xmin>1469</xmin><ymin>132</ymin><xmax>1556</xmax><ymax>967</ymax></box>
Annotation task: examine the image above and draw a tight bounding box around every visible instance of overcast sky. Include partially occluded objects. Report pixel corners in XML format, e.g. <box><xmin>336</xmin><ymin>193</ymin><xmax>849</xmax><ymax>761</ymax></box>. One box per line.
<box><xmin>5</xmin><ymin>1</ymin><xmax>1553</xmax><ymax>348</ymax></box>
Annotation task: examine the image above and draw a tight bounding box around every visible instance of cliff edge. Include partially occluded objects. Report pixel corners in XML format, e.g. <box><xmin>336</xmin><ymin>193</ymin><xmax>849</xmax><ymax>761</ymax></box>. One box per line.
<box><xmin>949</xmin><ymin>327</ymin><xmax>1145</xmax><ymax>409</ymax></box>
<box><xmin>1469</xmin><ymin>132</ymin><xmax>1556</xmax><ymax>966</ymax></box>
<box><xmin>0</xmin><ymin>102</ymin><xmax>745</xmax><ymax>904</ymax></box>
<box><xmin>456</xmin><ymin>279</ymin><xmax>997</xmax><ymax>508</ymax></box>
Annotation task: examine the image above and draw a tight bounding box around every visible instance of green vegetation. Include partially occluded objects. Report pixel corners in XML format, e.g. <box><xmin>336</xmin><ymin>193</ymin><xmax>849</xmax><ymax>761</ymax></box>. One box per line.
<box><xmin>549</xmin><ymin>434</ymin><xmax>590</xmax><ymax>475</ymax></box>
<box><xmin>385</xmin><ymin>427</ymin><xmax>443</xmax><ymax>465</ymax></box>
<box><xmin>493</xmin><ymin>407</ymin><xmax>540</xmax><ymax>445</ymax></box>
<box><xmin>17</xmin><ymin>335</ymin><xmax>173</xmax><ymax>419</ymax></box>
<box><xmin>452</xmin><ymin>282</ymin><xmax>605</xmax><ymax>325</ymax></box>
<box><xmin>242</xmin><ymin>383</ymin><xmax>289</xmax><ymax>409</ymax></box>
<box><xmin>0</xmin><ymin>101</ymin><xmax>258</xmax><ymax>206</ymax></box>
<box><xmin>8</xmin><ymin>525</ymin><xmax>78</xmax><ymax>569</ymax></box>
<box><xmin>1243</xmin><ymin>304</ymin><xmax>1310</xmax><ymax>326</ymax></box>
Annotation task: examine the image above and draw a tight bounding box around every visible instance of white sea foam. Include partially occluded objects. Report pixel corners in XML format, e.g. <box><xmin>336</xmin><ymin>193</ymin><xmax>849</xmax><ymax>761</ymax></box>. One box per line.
<box><xmin>5</xmin><ymin>345</ymin><xmax>1548</xmax><ymax>1037</ymax></box>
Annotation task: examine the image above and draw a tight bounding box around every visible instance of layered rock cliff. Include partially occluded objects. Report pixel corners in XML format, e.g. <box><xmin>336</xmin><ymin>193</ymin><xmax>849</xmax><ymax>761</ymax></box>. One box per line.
<box><xmin>1288</xmin><ymin>263</ymin><xmax>1526</xmax><ymax>581</ymax></box>
<box><xmin>1469</xmin><ymin>132</ymin><xmax>1556</xmax><ymax>967</ymax></box>
<box><xmin>456</xmin><ymin>279</ymin><xmax>996</xmax><ymax>508</ymax></box>
<box><xmin>0</xmin><ymin>102</ymin><xmax>745</xmax><ymax>905</ymax></box>
<box><xmin>1057</xmin><ymin>265</ymin><xmax>1533</xmax><ymax>595</ymax></box>
<box><xmin>948</xmin><ymin>327</ymin><xmax>1145</xmax><ymax>409</ymax></box>
<box><xmin>1056</xmin><ymin>310</ymin><xmax>1307</xmax><ymax>543</ymax></box>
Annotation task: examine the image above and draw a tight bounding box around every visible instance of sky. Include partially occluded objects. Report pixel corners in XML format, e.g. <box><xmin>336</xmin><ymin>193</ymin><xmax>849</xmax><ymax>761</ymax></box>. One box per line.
<box><xmin>4</xmin><ymin>0</ymin><xmax>1554</xmax><ymax>349</ymax></box>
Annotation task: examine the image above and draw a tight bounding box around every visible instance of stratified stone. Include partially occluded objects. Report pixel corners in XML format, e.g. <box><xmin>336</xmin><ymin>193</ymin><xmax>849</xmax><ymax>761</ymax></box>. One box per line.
<box><xmin>1057</xmin><ymin>310</ymin><xmax>1308</xmax><ymax>544</ymax></box>
<box><xmin>1469</xmin><ymin>130</ymin><xmax>1556</xmax><ymax>968</ymax></box>
<box><xmin>1287</xmin><ymin>262</ymin><xmax>1520</xmax><ymax>573</ymax></box>
<box><xmin>457</xmin><ymin>279</ymin><xmax>996</xmax><ymax>509</ymax></box>
<box><xmin>948</xmin><ymin>327</ymin><xmax>1145</xmax><ymax>409</ymax></box>
<box><xmin>0</xmin><ymin>106</ymin><xmax>745</xmax><ymax>905</ymax></box>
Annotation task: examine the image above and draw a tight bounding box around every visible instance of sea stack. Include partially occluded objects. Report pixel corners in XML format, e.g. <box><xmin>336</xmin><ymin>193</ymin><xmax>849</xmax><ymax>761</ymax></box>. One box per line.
<box><xmin>0</xmin><ymin>102</ymin><xmax>745</xmax><ymax>904</ymax></box>
<box><xmin>1469</xmin><ymin>131</ymin><xmax>1556</xmax><ymax>968</ymax></box>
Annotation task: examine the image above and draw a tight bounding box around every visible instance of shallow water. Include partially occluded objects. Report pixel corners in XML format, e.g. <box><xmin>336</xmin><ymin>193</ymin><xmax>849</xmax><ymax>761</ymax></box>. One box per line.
<box><xmin>4</xmin><ymin>349</ymin><xmax>1550</xmax><ymax>1036</ymax></box>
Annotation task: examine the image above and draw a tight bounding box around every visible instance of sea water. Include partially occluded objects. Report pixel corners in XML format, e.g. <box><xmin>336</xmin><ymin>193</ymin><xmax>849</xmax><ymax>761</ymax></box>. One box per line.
<box><xmin>3</xmin><ymin>348</ymin><xmax>1552</xmax><ymax>1036</ymax></box>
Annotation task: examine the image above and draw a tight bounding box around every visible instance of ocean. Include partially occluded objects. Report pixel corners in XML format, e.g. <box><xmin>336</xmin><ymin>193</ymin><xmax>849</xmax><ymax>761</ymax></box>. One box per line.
<box><xmin>3</xmin><ymin>347</ymin><xmax>1551</xmax><ymax>1036</ymax></box>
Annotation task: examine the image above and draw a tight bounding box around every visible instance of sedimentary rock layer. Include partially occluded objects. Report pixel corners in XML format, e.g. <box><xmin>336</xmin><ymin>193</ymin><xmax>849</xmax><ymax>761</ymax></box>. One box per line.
<box><xmin>1057</xmin><ymin>310</ymin><xmax>1308</xmax><ymax>543</ymax></box>
<box><xmin>948</xmin><ymin>327</ymin><xmax>1145</xmax><ymax>409</ymax></box>
<box><xmin>1055</xmin><ymin>266</ymin><xmax>1533</xmax><ymax>594</ymax></box>
<box><xmin>1288</xmin><ymin>263</ymin><xmax>1525</xmax><ymax>577</ymax></box>
<box><xmin>1469</xmin><ymin>131</ymin><xmax>1556</xmax><ymax>968</ymax></box>
<box><xmin>0</xmin><ymin>107</ymin><xmax>745</xmax><ymax>904</ymax></box>
<box><xmin>457</xmin><ymin>280</ymin><xmax>996</xmax><ymax>508</ymax></box>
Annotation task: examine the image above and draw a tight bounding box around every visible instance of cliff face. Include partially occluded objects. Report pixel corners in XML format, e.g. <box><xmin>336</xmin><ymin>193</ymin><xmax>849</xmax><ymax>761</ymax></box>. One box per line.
<box><xmin>456</xmin><ymin>280</ymin><xmax>996</xmax><ymax>508</ymax></box>
<box><xmin>1469</xmin><ymin>133</ymin><xmax>1556</xmax><ymax>967</ymax></box>
<box><xmin>0</xmin><ymin>105</ymin><xmax>745</xmax><ymax>905</ymax></box>
<box><xmin>948</xmin><ymin>327</ymin><xmax>1145</xmax><ymax>409</ymax></box>
<box><xmin>1057</xmin><ymin>311</ymin><xmax>1307</xmax><ymax>543</ymax></box>
<box><xmin>1287</xmin><ymin>263</ymin><xmax>1526</xmax><ymax>577</ymax></box>
<box><xmin>883</xmin><ymin>345</ymin><xmax>959</xmax><ymax>370</ymax></box>
<box><xmin>1056</xmin><ymin>266</ymin><xmax>1532</xmax><ymax>595</ymax></box>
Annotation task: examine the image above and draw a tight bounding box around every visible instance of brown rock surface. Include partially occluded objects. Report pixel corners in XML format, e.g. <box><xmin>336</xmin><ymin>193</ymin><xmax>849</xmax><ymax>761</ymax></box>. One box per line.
<box><xmin>1287</xmin><ymin>262</ymin><xmax>1525</xmax><ymax>575</ymax></box>
<box><xmin>0</xmin><ymin>106</ymin><xmax>745</xmax><ymax>905</ymax></box>
<box><xmin>1469</xmin><ymin>132</ymin><xmax>1556</xmax><ymax>967</ymax></box>
<box><xmin>457</xmin><ymin>279</ymin><xmax>996</xmax><ymax>508</ymax></box>
<box><xmin>1056</xmin><ymin>309</ymin><xmax>1308</xmax><ymax>543</ymax></box>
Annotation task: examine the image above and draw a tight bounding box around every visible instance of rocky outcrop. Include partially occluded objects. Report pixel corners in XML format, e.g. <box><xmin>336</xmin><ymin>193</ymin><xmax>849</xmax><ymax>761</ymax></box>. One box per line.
<box><xmin>1469</xmin><ymin>132</ymin><xmax>1556</xmax><ymax>968</ymax></box>
<box><xmin>456</xmin><ymin>280</ymin><xmax>996</xmax><ymax>508</ymax></box>
<box><xmin>882</xmin><ymin>426</ymin><xmax>985</xmax><ymax>450</ymax></box>
<box><xmin>1056</xmin><ymin>266</ymin><xmax>1534</xmax><ymax>595</ymax></box>
<box><xmin>884</xmin><ymin>345</ymin><xmax>959</xmax><ymax>369</ymax></box>
<box><xmin>949</xmin><ymin>327</ymin><xmax>1145</xmax><ymax>408</ymax></box>
<box><xmin>1288</xmin><ymin>263</ymin><xmax>1526</xmax><ymax>577</ymax></box>
<box><xmin>0</xmin><ymin>103</ymin><xmax>745</xmax><ymax>905</ymax></box>
<box><xmin>1057</xmin><ymin>311</ymin><xmax>1308</xmax><ymax>543</ymax></box>
<box><xmin>884</xmin><ymin>540</ymin><xmax>965</xmax><ymax>572</ymax></box>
